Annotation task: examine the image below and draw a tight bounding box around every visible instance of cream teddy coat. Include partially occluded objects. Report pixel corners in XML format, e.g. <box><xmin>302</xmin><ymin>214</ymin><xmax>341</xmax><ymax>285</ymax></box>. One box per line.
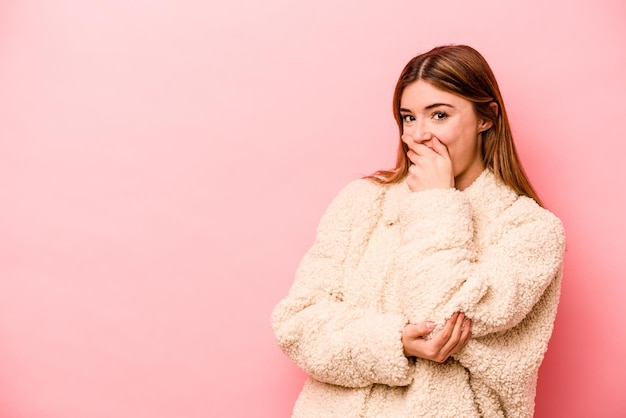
<box><xmin>272</xmin><ymin>169</ymin><xmax>565</xmax><ymax>418</ymax></box>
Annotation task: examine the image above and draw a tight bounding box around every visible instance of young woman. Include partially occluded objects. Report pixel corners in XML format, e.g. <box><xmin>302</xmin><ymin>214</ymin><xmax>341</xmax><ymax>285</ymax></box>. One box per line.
<box><xmin>272</xmin><ymin>45</ymin><xmax>565</xmax><ymax>418</ymax></box>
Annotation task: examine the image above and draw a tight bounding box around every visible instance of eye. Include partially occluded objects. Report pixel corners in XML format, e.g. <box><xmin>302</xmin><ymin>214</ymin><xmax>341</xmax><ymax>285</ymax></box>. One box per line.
<box><xmin>401</xmin><ymin>114</ymin><xmax>415</xmax><ymax>125</ymax></box>
<box><xmin>432</xmin><ymin>111</ymin><xmax>448</xmax><ymax>120</ymax></box>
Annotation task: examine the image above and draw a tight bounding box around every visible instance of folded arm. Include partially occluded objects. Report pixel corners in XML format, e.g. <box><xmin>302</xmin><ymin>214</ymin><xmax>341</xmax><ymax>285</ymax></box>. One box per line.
<box><xmin>271</xmin><ymin>180</ymin><xmax>414</xmax><ymax>388</ymax></box>
<box><xmin>395</xmin><ymin>189</ymin><xmax>565</xmax><ymax>338</ymax></box>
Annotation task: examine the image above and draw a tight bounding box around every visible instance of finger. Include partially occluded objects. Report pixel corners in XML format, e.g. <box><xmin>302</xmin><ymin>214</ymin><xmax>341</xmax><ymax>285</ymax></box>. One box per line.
<box><xmin>449</xmin><ymin>318</ymin><xmax>472</xmax><ymax>357</ymax></box>
<box><xmin>460</xmin><ymin>318</ymin><xmax>471</xmax><ymax>346</ymax></box>
<box><xmin>440</xmin><ymin>313</ymin><xmax>466</xmax><ymax>358</ymax></box>
<box><xmin>412</xmin><ymin>143</ymin><xmax>436</xmax><ymax>156</ymax></box>
<box><xmin>403</xmin><ymin>321</ymin><xmax>435</xmax><ymax>340</ymax></box>
<box><xmin>431</xmin><ymin>137</ymin><xmax>450</xmax><ymax>158</ymax></box>
<box><xmin>431</xmin><ymin>313</ymin><xmax>458</xmax><ymax>347</ymax></box>
<box><xmin>416</xmin><ymin>321</ymin><xmax>436</xmax><ymax>336</ymax></box>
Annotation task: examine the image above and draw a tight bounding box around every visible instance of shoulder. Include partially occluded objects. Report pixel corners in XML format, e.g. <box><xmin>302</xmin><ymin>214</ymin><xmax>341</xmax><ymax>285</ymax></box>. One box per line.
<box><xmin>336</xmin><ymin>177</ymin><xmax>385</xmax><ymax>199</ymax></box>
<box><xmin>326</xmin><ymin>178</ymin><xmax>386</xmax><ymax>213</ymax></box>
<box><xmin>510</xmin><ymin>197</ymin><xmax>564</xmax><ymax>232</ymax></box>
<box><xmin>318</xmin><ymin>178</ymin><xmax>386</xmax><ymax>230</ymax></box>
<box><xmin>470</xmin><ymin>171</ymin><xmax>565</xmax><ymax>244</ymax></box>
<box><xmin>499</xmin><ymin>196</ymin><xmax>566</xmax><ymax>250</ymax></box>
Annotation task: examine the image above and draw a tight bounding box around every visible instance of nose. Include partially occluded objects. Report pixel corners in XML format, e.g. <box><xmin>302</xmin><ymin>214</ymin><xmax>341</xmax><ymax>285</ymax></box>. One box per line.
<box><xmin>403</xmin><ymin>118</ymin><xmax>432</xmax><ymax>144</ymax></box>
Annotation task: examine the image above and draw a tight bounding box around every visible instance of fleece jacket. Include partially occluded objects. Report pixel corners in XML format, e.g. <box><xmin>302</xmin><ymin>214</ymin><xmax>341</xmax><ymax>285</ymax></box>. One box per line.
<box><xmin>272</xmin><ymin>169</ymin><xmax>565</xmax><ymax>418</ymax></box>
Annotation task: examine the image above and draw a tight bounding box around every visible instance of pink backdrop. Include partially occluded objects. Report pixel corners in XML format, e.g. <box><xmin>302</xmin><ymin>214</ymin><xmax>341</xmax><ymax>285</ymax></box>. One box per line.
<box><xmin>1</xmin><ymin>1</ymin><xmax>625</xmax><ymax>417</ymax></box>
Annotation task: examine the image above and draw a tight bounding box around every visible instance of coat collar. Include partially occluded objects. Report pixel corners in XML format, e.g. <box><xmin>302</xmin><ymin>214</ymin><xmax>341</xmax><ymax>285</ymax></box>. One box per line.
<box><xmin>381</xmin><ymin>169</ymin><xmax>519</xmax><ymax>227</ymax></box>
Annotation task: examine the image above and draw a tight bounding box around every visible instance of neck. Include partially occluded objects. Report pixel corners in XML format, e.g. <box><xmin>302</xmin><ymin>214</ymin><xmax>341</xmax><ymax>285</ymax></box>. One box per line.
<box><xmin>455</xmin><ymin>163</ymin><xmax>486</xmax><ymax>191</ymax></box>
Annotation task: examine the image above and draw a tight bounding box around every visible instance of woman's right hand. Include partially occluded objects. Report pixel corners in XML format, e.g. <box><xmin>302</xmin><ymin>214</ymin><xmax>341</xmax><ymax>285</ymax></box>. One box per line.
<box><xmin>401</xmin><ymin>312</ymin><xmax>471</xmax><ymax>363</ymax></box>
<box><xmin>404</xmin><ymin>135</ymin><xmax>454</xmax><ymax>192</ymax></box>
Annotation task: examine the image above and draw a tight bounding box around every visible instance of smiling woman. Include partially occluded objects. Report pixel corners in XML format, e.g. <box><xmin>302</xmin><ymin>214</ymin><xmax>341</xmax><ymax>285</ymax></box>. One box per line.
<box><xmin>373</xmin><ymin>45</ymin><xmax>542</xmax><ymax>205</ymax></box>
<box><xmin>399</xmin><ymin>80</ymin><xmax>491</xmax><ymax>191</ymax></box>
<box><xmin>271</xmin><ymin>45</ymin><xmax>565</xmax><ymax>417</ymax></box>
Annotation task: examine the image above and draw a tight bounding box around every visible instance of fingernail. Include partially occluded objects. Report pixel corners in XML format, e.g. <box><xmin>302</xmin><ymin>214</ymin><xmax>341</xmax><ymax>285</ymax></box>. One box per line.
<box><xmin>425</xmin><ymin>321</ymin><xmax>435</xmax><ymax>330</ymax></box>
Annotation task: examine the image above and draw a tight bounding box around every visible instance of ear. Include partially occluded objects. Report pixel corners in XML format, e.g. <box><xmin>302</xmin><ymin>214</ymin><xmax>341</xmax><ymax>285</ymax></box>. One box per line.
<box><xmin>478</xmin><ymin>102</ymin><xmax>499</xmax><ymax>133</ymax></box>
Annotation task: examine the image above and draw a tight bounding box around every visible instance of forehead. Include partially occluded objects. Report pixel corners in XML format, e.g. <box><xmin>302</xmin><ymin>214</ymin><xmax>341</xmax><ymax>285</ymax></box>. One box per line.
<box><xmin>400</xmin><ymin>80</ymin><xmax>470</xmax><ymax>109</ymax></box>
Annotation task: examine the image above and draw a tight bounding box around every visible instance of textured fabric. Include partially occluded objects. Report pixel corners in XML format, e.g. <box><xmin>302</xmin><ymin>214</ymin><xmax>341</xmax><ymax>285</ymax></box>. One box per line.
<box><xmin>272</xmin><ymin>169</ymin><xmax>565</xmax><ymax>418</ymax></box>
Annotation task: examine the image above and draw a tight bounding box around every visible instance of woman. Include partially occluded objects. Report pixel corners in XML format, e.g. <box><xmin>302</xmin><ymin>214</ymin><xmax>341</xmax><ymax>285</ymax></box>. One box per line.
<box><xmin>271</xmin><ymin>45</ymin><xmax>565</xmax><ymax>417</ymax></box>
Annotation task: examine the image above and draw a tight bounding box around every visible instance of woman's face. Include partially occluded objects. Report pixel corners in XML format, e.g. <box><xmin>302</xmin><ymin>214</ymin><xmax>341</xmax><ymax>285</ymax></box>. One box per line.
<box><xmin>399</xmin><ymin>80</ymin><xmax>491</xmax><ymax>190</ymax></box>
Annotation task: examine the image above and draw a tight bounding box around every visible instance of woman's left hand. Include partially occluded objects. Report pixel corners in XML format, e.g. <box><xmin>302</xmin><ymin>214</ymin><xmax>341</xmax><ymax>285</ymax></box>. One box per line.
<box><xmin>401</xmin><ymin>312</ymin><xmax>471</xmax><ymax>363</ymax></box>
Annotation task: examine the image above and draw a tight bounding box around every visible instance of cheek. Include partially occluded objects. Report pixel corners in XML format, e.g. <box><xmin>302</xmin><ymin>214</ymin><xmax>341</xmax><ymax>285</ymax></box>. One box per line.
<box><xmin>432</xmin><ymin>123</ymin><xmax>459</xmax><ymax>144</ymax></box>
<box><xmin>441</xmin><ymin>123</ymin><xmax>477</xmax><ymax>150</ymax></box>
<box><xmin>433</xmin><ymin>129</ymin><xmax>456</xmax><ymax>149</ymax></box>
<box><xmin>436</xmin><ymin>129</ymin><xmax>471</xmax><ymax>164</ymax></box>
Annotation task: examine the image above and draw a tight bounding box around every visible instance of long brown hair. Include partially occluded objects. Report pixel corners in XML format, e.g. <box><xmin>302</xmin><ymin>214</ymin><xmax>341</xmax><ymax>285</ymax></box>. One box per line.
<box><xmin>368</xmin><ymin>44</ymin><xmax>543</xmax><ymax>206</ymax></box>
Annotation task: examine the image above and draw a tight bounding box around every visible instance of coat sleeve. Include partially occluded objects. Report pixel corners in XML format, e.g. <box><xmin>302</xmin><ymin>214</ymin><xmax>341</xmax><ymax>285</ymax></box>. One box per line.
<box><xmin>271</xmin><ymin>180</ymin><xmax>415</xmax><ymax>388</ymax></box>
<box><xmin>395</xmin><ymin>186</ymin><xmax>565</xmax><ymax>416</ymax></box>
<box><xmin>395</xmin><ymin>188</ymin><xmax>565</xmax><ymax>339</ymax></box>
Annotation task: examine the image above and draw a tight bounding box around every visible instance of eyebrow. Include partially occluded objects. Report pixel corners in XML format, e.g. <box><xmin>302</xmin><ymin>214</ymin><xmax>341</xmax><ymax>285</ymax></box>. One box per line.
<box><xmin>399</xmin><ymin>103</ymin><xmax>455</xmax><ymax>113</ymax></box>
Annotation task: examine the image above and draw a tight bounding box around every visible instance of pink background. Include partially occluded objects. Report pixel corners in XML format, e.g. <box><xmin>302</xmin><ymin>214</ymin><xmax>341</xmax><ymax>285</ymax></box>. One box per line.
<box><xmin>1</xmin><ymin>0</ymin><xmax>625</xmax><ymax>417</ymax></box>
